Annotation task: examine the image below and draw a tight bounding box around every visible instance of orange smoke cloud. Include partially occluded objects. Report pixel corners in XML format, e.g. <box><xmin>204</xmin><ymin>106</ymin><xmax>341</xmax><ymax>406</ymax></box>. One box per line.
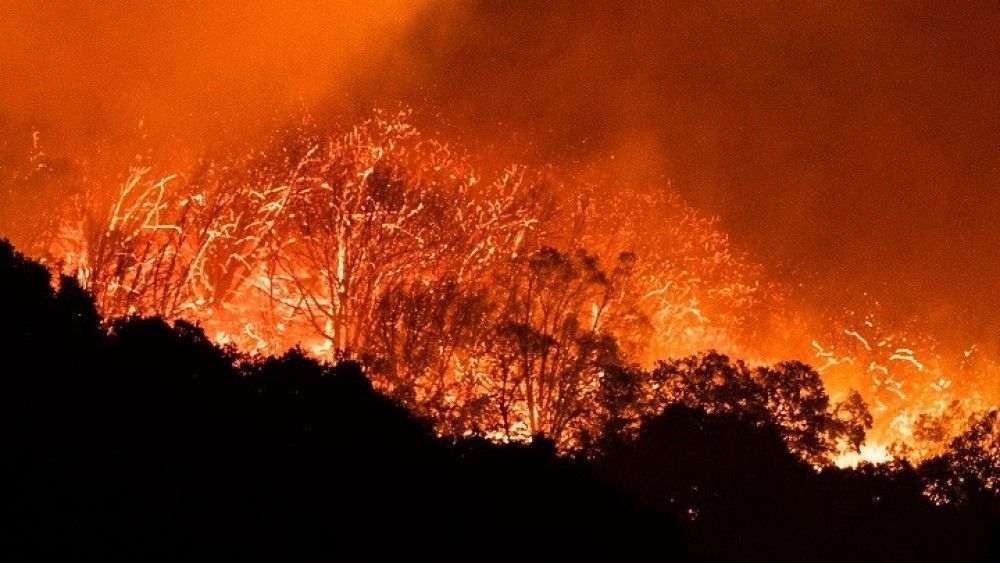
<box><xmin>0</xmin><ymin>0</ymin><xmax>430</xmax><ymax>148</ymax></box>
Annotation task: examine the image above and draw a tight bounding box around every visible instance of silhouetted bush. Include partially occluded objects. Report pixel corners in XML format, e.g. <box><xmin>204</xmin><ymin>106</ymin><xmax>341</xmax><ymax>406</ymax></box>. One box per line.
<box><xmin>2</xmin><ymin>239</ymin><xmax>996</xmax><ymax>562</ymax></box>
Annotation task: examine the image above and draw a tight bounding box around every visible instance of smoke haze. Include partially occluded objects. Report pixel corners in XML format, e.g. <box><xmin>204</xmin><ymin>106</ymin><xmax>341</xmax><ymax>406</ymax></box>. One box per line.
<box><xmin>2</xmin><ymin>0</ymin><xmax>998</xmax><ymax>348</ymax></box>
<box><xmin>0</xmin><ymin>0</ymin><xmax>428</xmax><ymax>146</ymax></box>
<box><xmin>374</xmin><ymin>1</ymin><xmax>1000</xmax><ymax>346</ymax></box>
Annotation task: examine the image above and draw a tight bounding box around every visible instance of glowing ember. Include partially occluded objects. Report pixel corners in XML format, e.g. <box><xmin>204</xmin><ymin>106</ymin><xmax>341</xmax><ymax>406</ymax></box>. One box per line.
<box><xmin>1</xmin><ymin>110</ymin><xmax>997</xmax><ymax>462</ymax></box>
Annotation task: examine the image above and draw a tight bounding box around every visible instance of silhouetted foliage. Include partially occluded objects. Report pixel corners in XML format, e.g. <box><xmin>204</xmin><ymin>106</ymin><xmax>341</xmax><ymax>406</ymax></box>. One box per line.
<box><xmin>2</xmin><ymin>239</ymin><xmax>997</xmax><ymax>562</ymax></box>
<box><xmin>920</xmin><ymin>409</ymin><xmax>1000</xmax><ymax>506</ymax></box>
<box><xmin>0</xmin><ymin>239</ymin><xmax>682</xmax><ymax>561</ymax></box>
<box><xmin>645</xmin><ymin>352</ymin><xmax>873</xmax><ymax>463</ymax></box>
<box><xmin>597</xmin><ymin>403</ymin><xmax>997</xmax><ymax>562</ymax></box>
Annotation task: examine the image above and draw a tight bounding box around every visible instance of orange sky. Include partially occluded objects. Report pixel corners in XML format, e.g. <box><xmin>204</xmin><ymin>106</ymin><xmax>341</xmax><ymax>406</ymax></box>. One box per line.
<box><xmin>2</xmin><ymin>0</ymin><xmax>998</xmax><ymax>349</ymax></box>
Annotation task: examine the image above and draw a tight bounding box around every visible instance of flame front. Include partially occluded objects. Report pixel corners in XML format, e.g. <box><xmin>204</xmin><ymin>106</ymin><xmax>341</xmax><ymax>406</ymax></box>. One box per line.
<box><xmin>1</xmin><ymin>110</ymin><xmax>995</xmax><ymax>462</ymax></box>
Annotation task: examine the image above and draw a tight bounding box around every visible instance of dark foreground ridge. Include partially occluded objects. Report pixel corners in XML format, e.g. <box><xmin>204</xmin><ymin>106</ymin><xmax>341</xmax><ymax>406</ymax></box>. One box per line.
<box><xmin>1</xmin><ymin>239</ymin><xmax>997</xmax><ymax>562</ymax></box>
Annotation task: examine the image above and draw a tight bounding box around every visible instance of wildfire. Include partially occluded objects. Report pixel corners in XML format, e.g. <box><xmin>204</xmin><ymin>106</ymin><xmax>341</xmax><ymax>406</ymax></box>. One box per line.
<box><xmin>1</xmin><ymin>109</ymin><xmax>996</xmax><ymax>462</ymax></box>
<box><xmin>804</xmin><ymin>305</ymin><xmax>998</xmax><ymax>462</ymax></box>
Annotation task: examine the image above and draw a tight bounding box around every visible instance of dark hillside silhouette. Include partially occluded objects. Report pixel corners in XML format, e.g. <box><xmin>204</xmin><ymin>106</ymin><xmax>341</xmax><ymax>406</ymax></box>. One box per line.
<box><xmin>0</xmin><ymin>240</ymin><xmax>685</xmax><ymax>561</ymax></box>
<box><xmin>597</xmin><ymin>404</ymin><xmax>997</xmax><ymax>562</ymax></box>
<box><xmin>1</xmin><ymin>239</ymin><xmax>997</xmax><ymax>562</ymax></box>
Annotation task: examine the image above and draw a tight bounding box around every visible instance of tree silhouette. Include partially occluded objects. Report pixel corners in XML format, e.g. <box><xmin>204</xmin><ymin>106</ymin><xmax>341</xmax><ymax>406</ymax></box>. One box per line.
<box><xmin>2</xmin><ymin>238</ymin><xmax>997</xmax><ymax>562</ymax></box>
<box><xmin>920</xmin><ymin>408</ymin><xmax>1000</xmax><ymax>506</ymax></box>
<box><xmin>485</xmin><ymin>247</ymin><xmax>628</xmax><ymax>444</ymax></box>
<box><xmin>646</xmin><ymin>351</ymin><xmax>872</xmax><ymax>463</ymax></box>
<box><xmin>2</xmin><ymin>239</ymin><xmax>693</xmax><ymax>561</ymax></box>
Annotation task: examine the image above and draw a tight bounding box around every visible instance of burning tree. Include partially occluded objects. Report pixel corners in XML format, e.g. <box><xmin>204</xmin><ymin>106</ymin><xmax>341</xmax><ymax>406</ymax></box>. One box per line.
<box><xmin>481</xmin><ymin>247</ymin><xmax>633</xmax><ymax>445</ymax></box>
<box><xmin>571</xmin><ymin>183</ymin><xmax>766</xmax><ymax>363</ymax></box>
<box><xmin>3</xmin><ymin>109</ymin><xmax>888</xmax><ymax>463</ymax></box>
<box><xmin>260</xmin><ymin>117</ymin><xmax>541</xmax><ymax>357</ymax></box>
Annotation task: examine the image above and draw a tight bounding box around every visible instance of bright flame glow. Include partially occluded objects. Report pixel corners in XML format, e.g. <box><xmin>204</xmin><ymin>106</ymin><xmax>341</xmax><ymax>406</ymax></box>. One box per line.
<box><xmin>1</xmin><ymin>111</ymin><xmax>997</xmax><ymax>460</ymax></box>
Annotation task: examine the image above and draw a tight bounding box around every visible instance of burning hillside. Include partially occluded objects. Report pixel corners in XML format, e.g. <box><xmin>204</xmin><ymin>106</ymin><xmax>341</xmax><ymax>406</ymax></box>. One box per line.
<box><xmin>2</xmin><ymin>109</ymin><xmax>995</xmax><ymax>462</ymax></box>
